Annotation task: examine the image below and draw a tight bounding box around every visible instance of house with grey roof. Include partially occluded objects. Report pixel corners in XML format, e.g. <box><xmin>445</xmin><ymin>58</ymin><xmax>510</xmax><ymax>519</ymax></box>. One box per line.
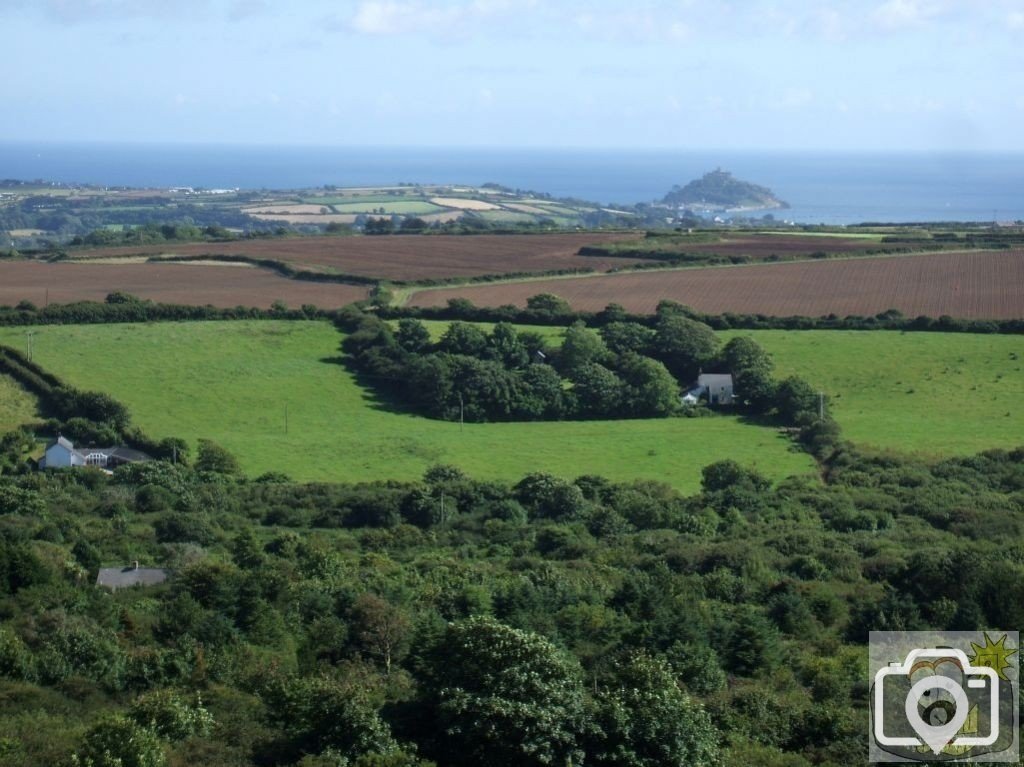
<box><xmin>683</xmin><ymin>373</ymin><xmax>735</xmax><ymax>406</ymax></box>
<box><xmin>39</xmin><ymin>437</ymin><xmax>152</xmax><ymax>471</ymax></box>
<box><xmin>96</xmin><ymin>561</ymin><xmax>169</xmax><ymax>590</ymax></box>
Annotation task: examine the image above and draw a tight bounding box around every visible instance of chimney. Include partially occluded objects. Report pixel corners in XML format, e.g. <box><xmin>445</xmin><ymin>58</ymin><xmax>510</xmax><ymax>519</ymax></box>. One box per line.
<box><xmin>133</xmin><ymin>560</ymin><xmax>139</xmax><ymax>570</ymax></box>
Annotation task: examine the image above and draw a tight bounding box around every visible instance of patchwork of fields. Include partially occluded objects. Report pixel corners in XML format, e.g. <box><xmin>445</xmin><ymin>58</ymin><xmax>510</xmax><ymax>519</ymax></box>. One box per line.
<box><xmin>409</xmin><ymin>249</ymin><xmax>1024</xmax><ymax>319</ymax></box>
<box><xmin>71</xmin><ymin>233</ymin><xmax>642</xmax><ymax>280</ymax></box>
<box><xmin>237</xmin><ymin>187</ymin><xmax>598</xmax><ymax>226</ymax></box>
<box><xmin>0</xmin><ymin>322</ymin><xmax>814</xmax><ymax>491</ymax></box>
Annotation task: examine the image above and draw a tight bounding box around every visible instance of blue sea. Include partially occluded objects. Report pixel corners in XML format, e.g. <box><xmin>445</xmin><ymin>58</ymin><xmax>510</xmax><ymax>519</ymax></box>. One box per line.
<box><xmin>1</xmin><ymin>143</ymin><xmax>1022</xmax><ymax>226</ymax></box>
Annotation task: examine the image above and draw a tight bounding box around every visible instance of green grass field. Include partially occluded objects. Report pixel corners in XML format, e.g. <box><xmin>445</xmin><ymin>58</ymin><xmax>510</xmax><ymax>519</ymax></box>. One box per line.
<box><xmin>399</xmin><ymin>321</ymin><xmax>1023</xmax><ymax>458</ymax></box>
<box><xmin>0</xmin><ymin>322</ymin><xmax>813</xmax><ymax>490</ymax></box>
<box><xmin>724</xmin><ymin>329</ymin><xmax>1024</xmax><ymax>457</ymax></box>
<box><xmin>299</xmin><ymin>194</ymin><xmax>415</xmax><ymax>205</ymax></box>
<box><xmin>476</xmin><ymin>210</ymin><xmax>538</xmax><ymax>224</ymax></box>
<box><xmin>330</xmin><ymin>201</ymin><xmax>446</xmax><ymax>215</ymax></box>
<box><xmin>0</xmin><ymin>374</ymin><xmax>40</xmax><ymax>432</ymax></box>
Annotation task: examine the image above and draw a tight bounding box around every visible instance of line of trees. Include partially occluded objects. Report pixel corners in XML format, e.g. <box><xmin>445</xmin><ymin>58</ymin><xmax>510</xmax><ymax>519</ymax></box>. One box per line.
<box><xmin>383</xmin><ymin>295</ymin><xmax>1024</xmax><ymax>335</ymax></box>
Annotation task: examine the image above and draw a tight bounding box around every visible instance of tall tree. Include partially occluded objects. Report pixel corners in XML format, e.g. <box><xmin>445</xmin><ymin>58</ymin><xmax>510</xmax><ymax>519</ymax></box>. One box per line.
<box><xmin>395</xmin><ymin>318</ymin><xmax>432</xmax><ymax>353</ymax></box>
<box><xmin>617</xmin><ymin>353</ymin><xmax>680</xmax><ymax>417</ymax></box>
<box><xmin>571</xmin><ymin>362</ymin><xmax>625</xmax><ymax>418</ymax></box>
<box><xmin>775</xmin><ymin>375</ymin><xmax>820</xmax><ymax>424</ymax></box>
<box><xmin>421</xmin><ymin>616</ymin><xmax>586</xmax><ymax>767</ymax></box>
<box><xmin>439</xmin><ymin>322</ymin><xmax>489</xmax><ymax>357</ymax></box>
<box><xmin>525</xmin><ymin>293</ymin><xmax>572</xmax><ymax>316</ymax></box>
<box><xmin>195</xmin><ymin>439</ymin><xmax>240</xmax><ymax>475</ymax></box>
<box><xmin>559</xmin><ymin>321</ymin><xmax>610</xmax><ymax>373</ymax></box>
<box><xmin>722</xmin><ymin>336</ymin><xmax>775</xmax><ymax>411</ymax></box>
<box><xmin>590</xmin><ymin>654</ymin><xmax>720</xmax><ymax>767</ymax></box>
<box><xmin>350</xmin><ymin>593</ymin><xmax>411</xmax><ymax>675</ymax></box>
<box><xmin>600</xmin><ymin>321</ymin><xmax>656</xmax><ymax>356</ymax></box>
<box><xmin>515</xmin><ymin>363</ymin><xmax>569</xmax><ymax>420</ymax></box>
<box><xmin>488</xmin><ymin>322</ymin><xmax>529</xmax><ymax>368</ymax></box>
<box><xmin>652</xmin><ymin>315</ymin><xmax>719</xmax><ymax>383</ymax></box>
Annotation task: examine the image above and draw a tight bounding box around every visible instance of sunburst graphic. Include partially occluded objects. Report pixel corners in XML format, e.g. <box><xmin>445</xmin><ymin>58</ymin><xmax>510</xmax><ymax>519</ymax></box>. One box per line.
<box><xmin>968</xmin><ymin>632</ymin><xmax>1017</xmax><ymax>681</ymax></box>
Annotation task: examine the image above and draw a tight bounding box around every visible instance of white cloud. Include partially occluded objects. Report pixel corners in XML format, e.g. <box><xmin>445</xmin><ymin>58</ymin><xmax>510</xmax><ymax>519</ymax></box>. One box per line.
<box><xmin>1</xmin><ymin>0</ymin><xmax>210</xmax><ymax>24</ymax></box>
<box><xmin>812</xmin><ymin>7</ymin><xmax>847</xmax><ymax>40</ymax></box>
<box><xmin>870</xmin><ymin>0</ymin><xmax>942</xmax><ymax>29</ymax></box>
<box><xmin>349</xmin><ymin>1</ymin><xmax>408</xmax><ymax>34</ymax></box>
<box><xmin>573</xmin><ymin>10</ymin><xmax>689</xmax><ymax>43</ymax></box>
<box><xmin>347</xmin><ymin>0</ymin><xmax>527</xmax><ymax>38</ymax></box>
<box><xmin>1009</xmin><ymin>10</ymin><xmax>1024</xmax><ymax>28</ymax></box>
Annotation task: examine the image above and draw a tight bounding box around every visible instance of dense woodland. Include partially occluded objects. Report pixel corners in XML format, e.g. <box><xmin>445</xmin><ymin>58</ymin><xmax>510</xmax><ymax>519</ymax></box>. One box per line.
<box><xmin>0</xmin><ymin>425</ymin><xmax>1022</xmax><ymax>766</ymax></box>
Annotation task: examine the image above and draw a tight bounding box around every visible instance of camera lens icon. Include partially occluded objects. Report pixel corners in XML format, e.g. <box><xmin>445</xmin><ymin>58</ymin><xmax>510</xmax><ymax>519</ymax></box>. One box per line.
<box><xmin>874</xmin><ymin>648</ymin><xmax>1000</xmax><ymax>755</ymax></box>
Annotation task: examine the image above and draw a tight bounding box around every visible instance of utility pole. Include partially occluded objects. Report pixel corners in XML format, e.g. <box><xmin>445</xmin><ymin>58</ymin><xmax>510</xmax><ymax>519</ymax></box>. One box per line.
<box><xmin>818</xmin><ymin>392</ymin><xmax>825</xmax><ymax>421</ymax></box>
<box><xmin>25</xmin><ymin>330</ymin><xmax>34</xmax><ymax>362</ymax></box>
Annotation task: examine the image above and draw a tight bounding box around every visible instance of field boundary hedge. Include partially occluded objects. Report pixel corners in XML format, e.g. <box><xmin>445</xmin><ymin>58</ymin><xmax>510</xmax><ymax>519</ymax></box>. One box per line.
<box><xmin>0</xmin><ymin>293</ymin><xmax>1020</xmax><ymax>335</ymax></box>
<box><xmin>152</xmin><ymin>253</ymin><xmax>599</xmax><ymax>288</ymax></box>
<box><xmin>379</xmin><ymin>301</ymin><xmax>1024</xmax><ymax>335</ymax></box>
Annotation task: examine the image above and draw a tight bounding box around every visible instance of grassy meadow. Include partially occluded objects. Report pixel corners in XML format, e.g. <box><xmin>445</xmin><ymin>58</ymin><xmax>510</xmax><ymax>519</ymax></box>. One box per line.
<box><xmin>0</xmin><ymin>322</ymin><xmax>813</xmax><ymax>490</ymax></box>
<box><xmin>0</xmin><ymin>374</ymin><xmax>40</xmax><ymax>432</ymax></box>
<box><xmin>725</xmin><ymin>329</ymin><xmax>1024</xmax><ymax>457</ymax></box>
<box><xmin>330</xmin><ymin>200</ymin><xmax>446</xmax><ymax>215</ymax></box>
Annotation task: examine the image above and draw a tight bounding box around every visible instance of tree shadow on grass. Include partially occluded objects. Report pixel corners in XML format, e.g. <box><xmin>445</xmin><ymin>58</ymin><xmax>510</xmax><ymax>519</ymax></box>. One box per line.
<box><xmin>318</xmin><ymin>355</ymin><xmax>424</xmax><ymax>416</ymax></box>
<box><xmin>733</xmin><ymin>411</ymin><xmax>807</xmax><ymax>453</ymax></box>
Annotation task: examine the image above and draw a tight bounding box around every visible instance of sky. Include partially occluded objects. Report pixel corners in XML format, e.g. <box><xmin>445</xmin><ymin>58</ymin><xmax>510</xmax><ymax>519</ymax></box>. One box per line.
<box><xmin>1</xmin><ymin>0</ymin><xmax>1022</xmax><ymax>151</ymax></box>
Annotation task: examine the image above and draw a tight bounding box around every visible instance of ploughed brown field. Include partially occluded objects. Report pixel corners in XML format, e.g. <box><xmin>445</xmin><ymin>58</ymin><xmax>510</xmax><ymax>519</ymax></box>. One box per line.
<box><xmin>72</xmin><ymin>233</ymin><xmax>643</xmax><ymax>280</ymax></box>
<box><xmin>409</xmin><ymin>250</ymin><xmax>1024</xmax><ymax>319</ymax></box>
<box><xmin>0</xmin><ymin>262</ymin><xmax>368</xmax><ymax>309</ymax></box>
<box><xmin>629</xmin><ymin>233</ymin><xmax>888</xmax><ymax>258</ymax></box>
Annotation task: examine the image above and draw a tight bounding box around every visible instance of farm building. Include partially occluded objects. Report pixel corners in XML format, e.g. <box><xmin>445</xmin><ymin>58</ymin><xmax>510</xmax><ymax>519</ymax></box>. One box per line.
<box><xmin>96</xmin><ymin>561</ymin><xmax>169</xmax><ymax>590</ymax></box>
<box><xmin>39</xmin><ymin>436</ymin><xmax>152</xmax><ymax>470</ymax></box>
<box><xmin>683</xmin><ymin>374</ymin><xmax>735</xmax><ymax>406</ymax></box>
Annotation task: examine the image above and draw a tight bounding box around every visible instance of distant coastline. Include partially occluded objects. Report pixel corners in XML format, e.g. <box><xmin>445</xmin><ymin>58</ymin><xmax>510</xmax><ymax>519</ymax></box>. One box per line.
<box><xmin>1</xmin><ymin>144</ymin><xmax>1022</xmax><ymax>225</ymax></box>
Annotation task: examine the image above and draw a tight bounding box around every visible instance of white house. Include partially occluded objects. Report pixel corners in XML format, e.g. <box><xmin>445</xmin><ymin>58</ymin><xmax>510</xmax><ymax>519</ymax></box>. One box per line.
<box><xmin>39</xmin><ymin>437</ymin><xmax>151</xmax><ymax>470</ymax></box>
<box><xmin>699</xmin><ymin>373</ymin><xmax>734</xmax><ymax>405</ymax></box>
<box><xmin>682</xmin><ymin>374</ymin><xmax>735</xmax><ymax>406</ymax></box>
<box><xmin>40</xmin><ymin>436</ymin><xmax>86</xmax><ymax>469</ymax></box>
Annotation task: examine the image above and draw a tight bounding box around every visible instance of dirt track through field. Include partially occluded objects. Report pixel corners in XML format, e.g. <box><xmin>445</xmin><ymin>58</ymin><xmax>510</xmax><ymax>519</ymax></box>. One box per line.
<box><xmin>0</xmin><ymin>262</ymin><xmax>368</xmax><ymax>309</ymax></box>
<box><xmin>408</xmin><ymin>250</ymin><xmax>1024</xmax><ymax>319</ymax></box>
